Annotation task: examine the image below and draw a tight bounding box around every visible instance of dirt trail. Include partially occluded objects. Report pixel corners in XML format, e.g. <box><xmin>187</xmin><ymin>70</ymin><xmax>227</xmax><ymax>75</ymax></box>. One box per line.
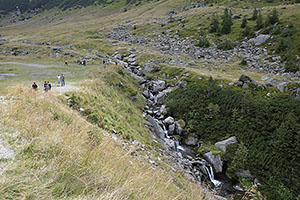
<box><xmin>0</xmin><ymin>61</ymin><xmax>63</xmax><ymax>68</ymax></box>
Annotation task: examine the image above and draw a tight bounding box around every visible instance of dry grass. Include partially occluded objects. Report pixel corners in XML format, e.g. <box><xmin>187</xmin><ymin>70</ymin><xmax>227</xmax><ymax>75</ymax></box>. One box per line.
<box><xmin>0</xmin><ymin>86</ymin><xmax>214</xmax><ymax>200</ymax></box>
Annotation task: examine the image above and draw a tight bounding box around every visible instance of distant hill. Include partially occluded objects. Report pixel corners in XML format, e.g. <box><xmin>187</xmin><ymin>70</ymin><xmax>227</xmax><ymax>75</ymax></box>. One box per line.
<box><xmin>0</xmin><ymin>0</ymin><xmax>141</xmax><ymax>14</ymax></box>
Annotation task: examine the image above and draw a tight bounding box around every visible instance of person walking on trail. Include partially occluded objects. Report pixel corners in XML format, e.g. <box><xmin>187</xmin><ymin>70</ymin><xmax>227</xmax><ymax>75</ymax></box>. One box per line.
<box><xmin>65</xmin><ymin>60</ymin><xmax>68</xmax><ymax>65</ymax></box>
<box><xmin>57</xmin><ymin>74</ymin><xmax>61</xmax><ymax>86</ymax></box>
<box><xmin>61</xmin><ymin>74</ymin><xmax>65</xmax><ymax>86</ymax></box>
<box><xmin>32</xmin><ymin>82</ymin><xmax>38</xmax><ymax>90</ymax></box>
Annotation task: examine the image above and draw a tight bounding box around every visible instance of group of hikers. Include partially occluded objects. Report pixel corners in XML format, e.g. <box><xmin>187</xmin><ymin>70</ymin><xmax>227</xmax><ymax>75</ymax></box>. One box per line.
<box><xmin>76</xmin><ymin>59</ymin><xmax>86</xmax><ymax>66</ymax></box>
<box><xmin>31</xmin><ymin>74</ymin><xmax>65</xmax><ymax>92</ymax></box>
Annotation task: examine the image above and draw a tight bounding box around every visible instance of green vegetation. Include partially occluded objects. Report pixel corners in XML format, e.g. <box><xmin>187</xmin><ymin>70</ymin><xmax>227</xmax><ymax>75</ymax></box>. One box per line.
<box><xmin>67</xmin><ymin>66</ymin><xmax>149</xmax><ymax>142</ymax></box>
<box><xmin>0</xmin><ymin>86</ymin><xmax>211</xmax><ymax>200</ymax></box>
<box><xmin>166</xmin><ymin>81</ymin><xmax>300</xmax><ymax>199</ymax></box>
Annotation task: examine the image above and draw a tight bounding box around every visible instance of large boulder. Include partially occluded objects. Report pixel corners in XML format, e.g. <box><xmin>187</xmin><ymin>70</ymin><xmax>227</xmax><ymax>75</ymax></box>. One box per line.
<box><xmin>152</xmin><ymin>80</ymin><xmax>166</xmax><ymax>93</ymax></box>
<box><xmin>204</xmin><ymin>151</ymin><xmax>223</xmax><ymax>173</ymax></box>
<box><xmin>163</xmin><ymin>116</ymin><xmax>175</xmax><ymax>125</ymax></box>
<box><xmin>249</xmin><ymin>34</ymin><xmax>271</xmax><ymax>46</ymax></box>
<box><xmin>184</xmin><ymin>136</ymin><xmax>197</xmax><ymax>146</ymax></box>
<box><xmin>239</xmin><ymin>74</ymin><xmax>253</xmax><ymax>83</ymax></box>
<box><xmin>155</xmin><ymin>92</ymin><xmax>167</xmax><ymax>105</ymax></box>
<box><xmin>215</xmin><ymin>136</ymin><xmax>237</xmax><ymax>153</ymax></box>
<box><xmin>265</xmin><ymin>78</ymin><xmax>281</xmax><ymax>86</ymax></box>
<box><xmin>147</xmin><ymin>115</ymin><xmax>165</xmax><ymax>140</ymax></box>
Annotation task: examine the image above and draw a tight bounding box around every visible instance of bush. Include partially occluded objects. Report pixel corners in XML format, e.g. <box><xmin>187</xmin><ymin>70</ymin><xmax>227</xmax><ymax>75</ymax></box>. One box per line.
<box><xmin>197</xmin><ymin>37</ymin><xmax>210</xmax><ymax>48</ymax></box>
<box><xmin>166</xmin><ymin>83</ymin><xmax>300</xmax><ymax>199</ymax></box>
<box><xmin>240</xmin><ymin>59</ymin><xmax>248</xmax><ymax>66</ymax></box>
<box><xmin>285</xmin><ymin>60</ymin><xmax>300</xmax><ymax>72</ymax></box>
<box><xmin>217</xmin><ymin>39</ymin><xmax>235</xmax><ymax>50</ymax></box>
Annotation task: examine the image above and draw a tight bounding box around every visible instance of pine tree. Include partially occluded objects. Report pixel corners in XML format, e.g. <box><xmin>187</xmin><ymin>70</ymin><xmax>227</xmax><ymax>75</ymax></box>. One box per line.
<box><xmin>255</xmin><ymin>12</ymin><xmax>264</xmax><ymax>30</ymax></box>
<box><xmin>241</xmin><ymin>16</ymin><xmax>247</xmax><ymax>28</ymax></box>
<box><xmin>221</xmin><ymin>8</ymin><xmax>233</xmax><ymax>34</ymax></box>
<box><xmin>209</xmin><ymin>15</ymin><xmax>219</xmax><ymax>33</ymax></box>
<box><xmin>251</xmin><ymin>8</ymin><xmax>258</xmax><ymax>20</ymax></box>
<box><xmin>269</xmin><ymin>8</ymin><xmax>279</xmax><ymax>25</ymax></box>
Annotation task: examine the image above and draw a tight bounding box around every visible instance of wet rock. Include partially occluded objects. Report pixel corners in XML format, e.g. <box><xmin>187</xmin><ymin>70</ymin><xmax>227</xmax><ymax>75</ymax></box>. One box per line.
<box><xmin>163</xmin><ymin>116</ymin><xmax>175</xmax><ymax>125</ymax></box>
<box><xmin>168</xmin><ymin>124</ymin><xmax>175</xmax><ymax>135</ymax></box>
<box><xmin>204</xmin><ymin>152</ymin><xmax>223</xmax><ymax>173</ymax></box>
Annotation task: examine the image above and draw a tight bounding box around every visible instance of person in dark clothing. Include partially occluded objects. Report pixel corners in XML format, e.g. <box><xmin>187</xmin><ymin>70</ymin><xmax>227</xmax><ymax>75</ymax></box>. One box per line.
<box><xmin>32</xmin><ymin>82</ymin><xmax>38</xmax><ymax>90</ymax></box>
<box><xmin>82</xmin><ymin>59</ymin><xmax>86</xmax><ymax>66</ymax></box>
<box><xmin>61</xmin><ymin>74</ymin><xmax>65</xmax><ymax>86</ymax></box>
<box><xmin>44</xmin><ymin>81</ymin><xmax>49</xmax><ymax>92</ymax></box>
<box><xmin>47</xmin><ymin>81</ymin><xmax>52</xmax><ymax>90</ymax></box>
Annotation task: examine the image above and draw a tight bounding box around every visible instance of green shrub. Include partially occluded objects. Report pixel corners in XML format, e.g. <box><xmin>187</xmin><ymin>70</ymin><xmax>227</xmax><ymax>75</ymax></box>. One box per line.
<box><xmin>217</xmin><ymin>39</ymin><xmax>235</xmax><ymax>50</ymax></box>
<box><xmin>197</xmin><ymin>37</ymin><xmax>210</xmax><ymax>48</ymax></box>
<box><xmin>240</xmin><ymin>59</ymin><xmax>247</xmax><ymax>66</ymax></box>
<box><xmin>166</xmin><ymin>83</ymin><xmax>300</xmax><ymax>199</ymax></box>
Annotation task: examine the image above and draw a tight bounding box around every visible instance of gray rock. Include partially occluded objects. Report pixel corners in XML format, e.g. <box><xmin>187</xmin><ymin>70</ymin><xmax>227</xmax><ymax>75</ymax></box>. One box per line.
<box><xmin>175</xmin><ymin>121</ymin><xmax>183</xmax><ymax>135</ymax></box>
<box><xmin>163</xmin><ymin>116</ymin><xmax>175</xmax><ymax>125</ymax></box>
<box><xmin>168</xmin><ymin>124</ymin><xmax>175</xmax><ymax>135</ymax></box>
<box><xmin>249</xmin><ymin>34</ymin><xmax>271</xmax><ymax>46</ymax></box>
<box><xmin>265</xmin><ymin>78</ymin><xmax>280</xmax><ymax>86</ymax></box>
<box><xmin>277</xmin><ymin>82</ymin><xmax>287</xmax><ymax>92</ymax></box>
<box><xmin>242</xmin><ymin>83</ymin><xmax>249</xmax><ymax>89</ymax></box>
<box><xmin>130</xmin><ymin>73</ymin><xmax>146</xmax><ymax>84</ymax></box>
<box><xmin>204</xmin><ymin>151</ymin><xmax>223</xmax><ymax>173</ymax></box>
<box><xmin>184</xmin><ymin>136</ymin><xmax>197</xmax><ymax>146</ymax></box>
<box><xmin>142</xmin><ymin>90</ymin><xmax>150</xmax><ymax>98</ymax></box>
<box><xmin>261</xmin><ymin>75</ymin><xmax>270</xmax><ymax>81</ymax></box>
<box><xmin>155</xmin><ymin>92</ymin><xmax>167</xmax><ymax>105</ymax></box>
<box><xmin>239</xmin><ymin>74</ymin><xmax>253</xmax><ymax>83</ymax></box>
<box><xmin>147</xmin><ymin>115</ymin><xmax>165</xmax><ymax>140</ymax></box>
<box><xmin>215</xmin><ymin>136</ymin><xmax>237</xmax><ymax>152</ymax></box>
<box><xmin>153</xmin><ymin>80</ymin><xmax>166</xmax><ymax>93</ymax></box>
<box><xmin>160</xmin><ymin>105</ymin><xmax>167</xmax><ymax>115</ymax></box>
<box><xmin>177</xmin><ymin>80</ymin><xmax>188</xmax><ymax>88</ymax></box>
<box><xmin>234</xmin><ymin>170</ymin><xmax>253</xmax><ymax>178</ymax></box>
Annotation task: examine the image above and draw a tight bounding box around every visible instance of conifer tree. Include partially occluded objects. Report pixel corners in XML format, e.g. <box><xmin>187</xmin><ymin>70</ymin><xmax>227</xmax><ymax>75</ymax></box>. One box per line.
<box><xmin>221</xmin><ymin>8</ymin><xmax>233</xmax><ymax>34</ymax></box>
<box><xmin>209</xmin><ymin>15</ymin><xmax>219</xmax><ymax>33</ymax></box>
<box><xmin>241</xmin><ymin>16</ymin><xmax>247</xmax><ymax>28</ymax></box>
<box><xmin>251</xmin><ymin>8</ymin><xmax>258</xmax><ymax>20</ymax></box>
<box><xmin>268</xmin><ymin>8</ymin><xmax>279</xmax><ymax>25</ymax></box>
<box><xmin>255</xmin><ymin>12</ymin><xmax>264</xmax><ymax>30</ymax></box>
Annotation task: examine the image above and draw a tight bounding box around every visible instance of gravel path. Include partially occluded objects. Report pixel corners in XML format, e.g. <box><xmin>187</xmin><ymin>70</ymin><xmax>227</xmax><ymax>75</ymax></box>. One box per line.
<box><xmin>0</xmin><ymin>61</ymin><xmax>62</xmax><ymax>68</ymax></box>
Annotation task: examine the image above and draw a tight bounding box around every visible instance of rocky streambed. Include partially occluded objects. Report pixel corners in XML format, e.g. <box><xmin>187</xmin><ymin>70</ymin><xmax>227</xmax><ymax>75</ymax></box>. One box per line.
<box><xmin>111</xmin><ymin>49</ymin><xmax>252</xmax><ymax>199</ymax></box>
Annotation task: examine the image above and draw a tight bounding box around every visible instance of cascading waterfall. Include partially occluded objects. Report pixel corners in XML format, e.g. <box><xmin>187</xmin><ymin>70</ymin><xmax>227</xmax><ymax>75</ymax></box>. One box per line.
<box><xmin>204</xmin><ymin>165</ymin><xmax>222</xmax><ymax>188</ymax></box>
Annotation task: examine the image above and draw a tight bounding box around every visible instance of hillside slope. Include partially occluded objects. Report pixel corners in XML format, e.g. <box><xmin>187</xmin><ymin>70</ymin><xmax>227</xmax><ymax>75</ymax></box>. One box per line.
<box><xmin>0</xmin><ymin>0</ymin><xmax>300</xmax><ymax>199</ymax></box>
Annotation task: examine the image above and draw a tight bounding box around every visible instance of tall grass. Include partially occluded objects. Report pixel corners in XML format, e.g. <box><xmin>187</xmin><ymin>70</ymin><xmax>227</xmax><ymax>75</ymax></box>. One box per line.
<box><xmin>0</xmin><ymin>86</ymin><xmax>213</xmax><ymax>200</ymax></box>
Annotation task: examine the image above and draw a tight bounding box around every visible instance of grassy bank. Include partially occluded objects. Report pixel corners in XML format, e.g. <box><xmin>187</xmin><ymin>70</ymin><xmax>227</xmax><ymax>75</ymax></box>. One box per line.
<box><xmin>0</xmin><ymin>83</ymin><xmax>213</xmax><ymax>199</ymax></box>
